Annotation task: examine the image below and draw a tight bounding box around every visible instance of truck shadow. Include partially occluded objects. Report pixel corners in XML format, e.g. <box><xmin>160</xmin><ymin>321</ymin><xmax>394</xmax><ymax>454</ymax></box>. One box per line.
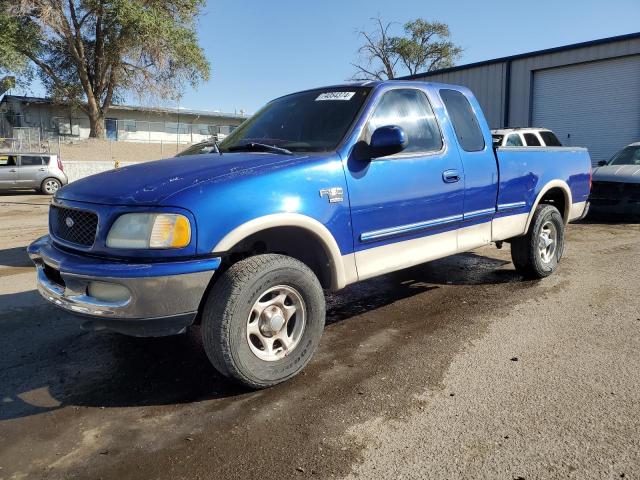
<box><xmin>0</xmin><ymin>246</ymin><xmax>33</xmax><ymax>268</ymax></box>
<box><xmin>0</xmin><ymin>251</ymin><xmax>524</xmax><ymax>422</ymax></box>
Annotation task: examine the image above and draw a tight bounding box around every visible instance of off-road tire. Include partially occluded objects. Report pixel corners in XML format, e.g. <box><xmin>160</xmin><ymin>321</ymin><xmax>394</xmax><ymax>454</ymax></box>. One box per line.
<box><xmin>511</xmin><ymin>204</ymin><xmax>564</xmax><ymax>279</ymax></box>
<box><xmin>201</xmin><ymin>254</ymin><xmax>325</xmax><ymax>389</ymax></box>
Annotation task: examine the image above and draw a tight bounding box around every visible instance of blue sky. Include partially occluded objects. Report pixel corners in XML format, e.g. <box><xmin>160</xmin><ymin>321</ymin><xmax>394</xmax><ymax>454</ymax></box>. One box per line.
<box><xmin>19</xmin><ymin>0</ymin><xmax>640</xmax><ymax>114</ymax></box>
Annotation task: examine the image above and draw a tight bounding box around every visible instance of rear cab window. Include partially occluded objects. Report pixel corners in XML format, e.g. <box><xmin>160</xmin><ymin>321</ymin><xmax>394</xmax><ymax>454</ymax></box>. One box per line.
<box><xmin>439</xmin><ymin>89</ymin><xmax>485</xmax><ymax>152</ymax></box>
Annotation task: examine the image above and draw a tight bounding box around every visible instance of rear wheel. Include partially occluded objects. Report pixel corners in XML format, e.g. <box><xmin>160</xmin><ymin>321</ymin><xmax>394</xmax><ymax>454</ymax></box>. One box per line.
<box><xmin>201</xmin><ymin>254</ymin><xmax>325</xmax><ymax>388</ymax></box>
<box><xmin>40</xmin><ymin>178</ymin><xmax>62</xmax><ymax>195</ymax></box>
<box><xmin>511</xmin><ymin>204</ymin><xmax>564</xmax><ymax>279</ymax></box>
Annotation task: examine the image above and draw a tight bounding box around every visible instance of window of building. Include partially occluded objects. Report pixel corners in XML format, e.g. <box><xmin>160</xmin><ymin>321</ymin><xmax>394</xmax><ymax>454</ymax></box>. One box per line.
<box><xmin>523</xmin><ymin>133</ymin><xmax>541</xmax><ymax>146</ymax></box>
<box><xmin>122</xmin><ymin>119</ymin><xmax>137</xmax><ymax>132</ymax></box>
<box><xmin>505</xmin><ymin>134</ymin><xmax>523</xmax><ymax>147</ymax></box>
<box><xmin>166</xmin><ymin>122</ymin><xmax>189</xmax><ymax>134</ymax></box>
<box><xmin>366</xmin><ymin>89</ymin><xmax>443</xmax><ymax>154</ymax></box>
<box><xmin>439</xmin><ymin>89</ymin><xmax>485</xmax><ymax>152</ymax></box>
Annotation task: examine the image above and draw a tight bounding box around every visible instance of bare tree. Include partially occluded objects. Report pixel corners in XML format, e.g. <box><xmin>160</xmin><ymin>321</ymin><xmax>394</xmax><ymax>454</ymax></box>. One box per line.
<box><xmin>351</xmin><ymin>17</ymin><xmax>462</xmax><ymax>81</ymax></box>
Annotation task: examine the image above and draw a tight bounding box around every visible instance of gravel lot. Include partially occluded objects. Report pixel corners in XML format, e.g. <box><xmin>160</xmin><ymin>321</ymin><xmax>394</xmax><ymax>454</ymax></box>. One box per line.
<box><xmin>0</xmin><ymin>192</ymin><xmax>639</xmax><ymax>480</ymax></box>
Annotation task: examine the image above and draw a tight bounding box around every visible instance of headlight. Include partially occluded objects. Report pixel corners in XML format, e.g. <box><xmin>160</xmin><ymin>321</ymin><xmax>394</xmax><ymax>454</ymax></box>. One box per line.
<box><xmin>106</xmin><ymin>213</ymin><xmax>191</xmax><ymax>249</ymax></box>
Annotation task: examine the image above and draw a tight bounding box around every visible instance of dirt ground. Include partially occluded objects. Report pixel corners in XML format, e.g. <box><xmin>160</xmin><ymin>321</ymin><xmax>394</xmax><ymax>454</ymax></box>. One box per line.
<box><xmin>0</xmin><ymin>192</ymin><xmax>639</xmax><ymax>480</ymax></box>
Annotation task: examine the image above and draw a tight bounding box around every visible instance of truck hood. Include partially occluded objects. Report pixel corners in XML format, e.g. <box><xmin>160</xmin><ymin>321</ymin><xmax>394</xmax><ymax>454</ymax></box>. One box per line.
<box><xmin>593</xmin><ymin>164</ymin><xmax>640</xmax><ymax>184</ymax></box>
<box><xmin>56</xmin><ymin>152</ymin><xmax>313</xmax><ymax>205</ymax></box>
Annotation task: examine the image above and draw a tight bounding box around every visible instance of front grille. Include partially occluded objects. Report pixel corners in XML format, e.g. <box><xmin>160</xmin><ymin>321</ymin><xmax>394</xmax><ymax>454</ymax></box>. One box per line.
<box><xmin>50</xmin><ymin>205</ymin><xmax>98</xmax><ymax>247</ymax></box>
<box><xmin>592</xmin><ymin>181</ymin><xmax>639</xmax><ymax>198</ymax></box>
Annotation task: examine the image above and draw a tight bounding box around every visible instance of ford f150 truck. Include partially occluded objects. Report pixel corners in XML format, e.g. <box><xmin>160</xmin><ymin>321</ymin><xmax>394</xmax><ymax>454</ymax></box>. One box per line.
<box><xmin>29</xmin><ymin>81</ymin><xmax>591</xmax><ymax>388</ymax></box>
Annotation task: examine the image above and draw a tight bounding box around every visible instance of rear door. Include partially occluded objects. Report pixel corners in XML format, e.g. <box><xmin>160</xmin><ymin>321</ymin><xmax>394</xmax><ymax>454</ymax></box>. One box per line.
<box><xmin>438</xmin><ymin>89</ymin><xmax>498</xmax><ymax>250</ymax></box>
<box><xmin>0</xmin><ymin>155</ymin><xmax>18</xmax><ymax>188</ymax></box>
<box><xmin>344</xmin><ymin>86</ymin><xmax>464</xmax><ymax>279</ymax></box>
<box><xmin>17</xmin><ymin>155</ymin><xmax>49</xmax><ymax>188</ymax></box>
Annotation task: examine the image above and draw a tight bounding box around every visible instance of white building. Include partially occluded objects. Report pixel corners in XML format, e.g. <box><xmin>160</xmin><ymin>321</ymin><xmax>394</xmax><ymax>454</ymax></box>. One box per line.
<box><xmin>0</xmin><ymin>95</ymin><xmax>248</xmax><ymax>144</ymax></box>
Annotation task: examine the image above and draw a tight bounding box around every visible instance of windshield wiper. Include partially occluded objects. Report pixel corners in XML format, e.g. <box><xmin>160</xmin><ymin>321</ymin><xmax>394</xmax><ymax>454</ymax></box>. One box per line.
<box><xmin>227</xmin><ymin>142</ymin><xmax>293</xmax><ymax>155</ymax></box>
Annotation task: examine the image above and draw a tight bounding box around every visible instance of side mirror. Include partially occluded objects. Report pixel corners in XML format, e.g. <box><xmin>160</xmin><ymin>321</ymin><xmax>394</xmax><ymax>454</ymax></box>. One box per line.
<box><xmin>597</xmin><ymin>160</ymin><xmax>607</xmax><ymax>167</ymax></box>
<box><xmin>369</xmin><ymin>125</ymin><xmax>407</xmax><ymax>158</ymax></box>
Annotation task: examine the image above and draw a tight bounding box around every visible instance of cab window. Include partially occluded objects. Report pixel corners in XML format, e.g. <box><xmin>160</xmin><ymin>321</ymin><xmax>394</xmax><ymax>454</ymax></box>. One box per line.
<box><xmin>366</xmin><ymin>89</ymin><xmax>443</xmax><ymax>154</ymax></box>
<box><xmin>505</xmin><ymin>134</ymin><xmax>523</xmax><ymax>147</ymax></box>
<box><xmin>539</xmin><ymin>131</ymin><xmax>562</xmax><ymax>147</ymax></box>
<box><xmin>523</xmin><ymin>133</ymin><xmax>541</xmax><ymax>146</ymax></box>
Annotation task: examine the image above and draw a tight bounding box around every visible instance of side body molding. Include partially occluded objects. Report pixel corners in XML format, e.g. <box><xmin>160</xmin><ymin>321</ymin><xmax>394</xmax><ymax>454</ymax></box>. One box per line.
<box><xmin>492</xmin><ymin>180</ymin><xmax>573</xmax><ymax>242</ymax></box>
<box><xmin>212</xmin><ymin>213</ymin><xmax>358</xmax><ymax>290</ymax></box>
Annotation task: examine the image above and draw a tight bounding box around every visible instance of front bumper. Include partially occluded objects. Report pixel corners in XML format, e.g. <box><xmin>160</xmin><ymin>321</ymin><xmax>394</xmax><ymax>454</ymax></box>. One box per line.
<box><xmin>589</xmin><ymin>181</ymin><xmax>640</xmax><ymax>216</ymax></box>
<box><xmin>28</xmin><ymin>235</ymin><xmax>220</xmax><ymax>336</ymax></box>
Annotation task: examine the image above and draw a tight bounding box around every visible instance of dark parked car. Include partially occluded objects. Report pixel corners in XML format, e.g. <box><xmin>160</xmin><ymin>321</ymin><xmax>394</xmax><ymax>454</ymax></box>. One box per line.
<box><xmin>590</xmin><ymin>142</ymin><xmax>640</xmax><ymax>217</ymax></box>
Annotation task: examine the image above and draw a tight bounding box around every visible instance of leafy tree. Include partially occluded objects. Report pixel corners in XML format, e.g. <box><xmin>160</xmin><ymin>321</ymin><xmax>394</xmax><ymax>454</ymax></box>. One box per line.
<box><xmin>0</xmin><ymin>0</ymin><xmax>210</xmax><ymax>137</ymax></box>
<box><xmin>351</xmin><ymin>17</ymin><xmax>462</xmax><ymax>80</ymax></box>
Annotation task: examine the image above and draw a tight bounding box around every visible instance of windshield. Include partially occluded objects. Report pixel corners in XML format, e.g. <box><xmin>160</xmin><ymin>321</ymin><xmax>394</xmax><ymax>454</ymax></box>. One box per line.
<box><xmin>608</xmin><ymin>146</ymin><xmax>640</xmax><ymax>166</ymax></box>
<box><xmin>176</xmin><ymin>142</ymin><xmax>217</xmax><ymax>157</ymax></box>
<box><xmin>219</xmin><ymin>87</ymin><xmax>371</xmax><ymax>153</ymax></box>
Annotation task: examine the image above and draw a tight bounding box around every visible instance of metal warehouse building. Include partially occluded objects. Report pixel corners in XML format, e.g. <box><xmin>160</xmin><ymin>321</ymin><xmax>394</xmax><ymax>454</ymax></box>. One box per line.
<box><xmin>403</xmin><ymin>32</ymin><xmax>640</xmax><ymax>165</ymax></box>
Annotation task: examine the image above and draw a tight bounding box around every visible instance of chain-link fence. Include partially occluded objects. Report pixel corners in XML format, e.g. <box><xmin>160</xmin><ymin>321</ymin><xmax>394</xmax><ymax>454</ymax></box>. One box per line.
<box><xmin>0</xmin><ymin>128</ymin><xmax>51</xmax><ymax>153</ymax></box>
<box><xmin>0</xmin><ymin>113</ymin><xmax>238</xmax><ymax>145</ymax></box>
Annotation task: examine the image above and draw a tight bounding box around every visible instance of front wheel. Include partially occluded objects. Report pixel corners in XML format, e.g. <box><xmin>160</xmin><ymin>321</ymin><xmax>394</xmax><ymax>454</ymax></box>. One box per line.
<box><xmin>201</xmin><ymin>254</ymin><xmax>325</xmax><ymax>389</ymax></box>
<box><xmin>511</xmin><ymin>204</ymin><xmax>565</xmax><ymax>279</ymax></box>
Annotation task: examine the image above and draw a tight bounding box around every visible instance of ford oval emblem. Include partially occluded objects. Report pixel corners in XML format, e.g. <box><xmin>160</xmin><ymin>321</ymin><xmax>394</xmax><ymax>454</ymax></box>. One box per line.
<box><xmin>65</xmin><ymin>217</ymin><xmax>75</xmax><ymax>228</ymax></box>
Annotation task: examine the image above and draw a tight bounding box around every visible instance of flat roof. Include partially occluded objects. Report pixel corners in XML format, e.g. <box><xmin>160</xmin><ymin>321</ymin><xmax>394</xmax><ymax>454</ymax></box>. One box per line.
<box><xmin>0</xmin><ymin>95</ymin><xmax>249</xmax><ymax>120</ymax></box>
<box><xmin>401</xmin><ymin>31</ymin><xmax>640</xmax><ymax>80</ymax></box>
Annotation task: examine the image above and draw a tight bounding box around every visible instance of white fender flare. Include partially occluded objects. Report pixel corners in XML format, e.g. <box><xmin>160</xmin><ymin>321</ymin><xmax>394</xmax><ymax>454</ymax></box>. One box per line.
<box><xmin>525</xmin><ymin>180</ymin><xmax>572</xmax><ymax>232</ymax></box>
<box><xmin>212</xmin><ymin>213</ymin><xmax>357</xmax><ymax>290</ymax></box>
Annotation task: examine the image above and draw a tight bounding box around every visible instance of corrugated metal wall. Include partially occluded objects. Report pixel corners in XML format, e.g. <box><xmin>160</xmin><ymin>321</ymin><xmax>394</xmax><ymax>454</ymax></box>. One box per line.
<box><xmin>508</xmin><ymin>36</ymin><xmax>640</xmax><ymax>126</ymax></box>
<box><xmin>531</xmin><ymin>55</ymin><xmax>640</xmax><ymax>165</ymax></box>
<box><xmin>407</xmin><ymin>34</ymin><xmax>640</xmax><ymax>130</ymax></box>
<box><xmin>410</xmin><ymin>62</ymin><xmax>507</xmax><ymax>128</ymax></box>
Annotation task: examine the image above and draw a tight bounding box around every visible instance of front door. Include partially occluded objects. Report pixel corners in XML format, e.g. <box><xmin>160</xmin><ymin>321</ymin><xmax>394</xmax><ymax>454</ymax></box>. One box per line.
<box><xmin>106</xmin><ymin>118</ymin><xmax>118</xmax><ymax>140</ymax></box>
<box><xmin>344</xmin><ymin>87</ymin><xmax>465</xmax><ymax>280</ymax></box>
<box><xmin>0</xmin><ymin>155</ymin><xmax>18</xmax><ymax>188</ymax></box>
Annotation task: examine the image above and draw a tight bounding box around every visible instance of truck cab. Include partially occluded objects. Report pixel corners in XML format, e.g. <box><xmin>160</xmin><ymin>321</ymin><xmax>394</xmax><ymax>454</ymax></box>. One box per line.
<box><xmin>29</xmin><ymin>81</ymin><xmax>591</xmax><ymax>388</ymax></box>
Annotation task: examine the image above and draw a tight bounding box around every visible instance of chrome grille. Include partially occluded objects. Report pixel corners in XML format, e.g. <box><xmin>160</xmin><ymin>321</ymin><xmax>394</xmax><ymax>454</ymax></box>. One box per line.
<box><xmin>50</xmin><ymin>205</ymin><xmax>98</xmax><ymax>247</ymax></box>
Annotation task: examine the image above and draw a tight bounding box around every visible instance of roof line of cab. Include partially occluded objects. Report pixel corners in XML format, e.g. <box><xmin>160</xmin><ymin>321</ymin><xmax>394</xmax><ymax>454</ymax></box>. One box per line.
<box><xmin>268</xmin><ymin>80</ymin><xmax>468</xmax><ymax>103</ymax></box>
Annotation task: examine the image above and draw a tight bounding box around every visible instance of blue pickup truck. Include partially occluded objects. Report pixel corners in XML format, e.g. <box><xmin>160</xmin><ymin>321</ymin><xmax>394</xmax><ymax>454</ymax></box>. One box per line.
<box><xmin>29</xmin><ymin>81</ymin><xmax>591</xmax><ymax>388</ymax></box>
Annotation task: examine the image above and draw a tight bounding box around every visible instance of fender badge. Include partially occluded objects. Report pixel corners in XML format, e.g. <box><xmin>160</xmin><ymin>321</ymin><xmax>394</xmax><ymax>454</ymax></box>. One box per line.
<box><xmin>319</xmin><ymin>187</ymin><xmax>344</xmax><ymax>203</ymax></box>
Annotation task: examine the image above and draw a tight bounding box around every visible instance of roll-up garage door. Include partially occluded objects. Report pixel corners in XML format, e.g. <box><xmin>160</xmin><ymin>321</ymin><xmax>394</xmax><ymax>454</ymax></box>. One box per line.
<box><xmin>531</xmin><ymin>55</ymin><xmax>640</xmax><ymax>165</ymax></box>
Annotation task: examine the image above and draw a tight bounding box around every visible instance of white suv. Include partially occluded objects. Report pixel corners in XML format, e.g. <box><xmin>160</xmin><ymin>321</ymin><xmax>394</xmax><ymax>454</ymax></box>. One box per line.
<box><xmin>492</xmin><ymin>128</ymin><xmax>562</xmax><ymax>148</ymax></box>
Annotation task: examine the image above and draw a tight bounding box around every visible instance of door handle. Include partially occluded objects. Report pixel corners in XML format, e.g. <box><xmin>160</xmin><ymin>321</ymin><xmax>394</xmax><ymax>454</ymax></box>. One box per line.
<box><xmin>442</xmin><ymin>169</ymin><xmax>461</xmax><ymax>183</ymax></box>
<box><xmin>9</xmin><ymin>169</ymin><xmax>16</xmax><ymax>173</ymax></box>
<box><xmin>39</xmin><ymin>168</ymin><xmax>46</xmax><ymax>171</ymax></box>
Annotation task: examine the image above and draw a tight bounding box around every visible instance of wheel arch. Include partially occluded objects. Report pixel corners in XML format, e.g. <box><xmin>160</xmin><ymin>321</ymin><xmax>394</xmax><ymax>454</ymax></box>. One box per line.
<box><xmin>213</xmin><ymin>213</ymin><xmax>356</xmax><ymax>290</ymax></box>
<box><xmin>525</xmin><ymin>180</ymin><xmax>572</xmax><ymax>232</ymax></box>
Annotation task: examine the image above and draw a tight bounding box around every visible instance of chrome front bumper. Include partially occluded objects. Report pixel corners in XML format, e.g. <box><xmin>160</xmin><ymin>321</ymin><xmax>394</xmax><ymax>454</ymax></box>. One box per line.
<box><xmin>28</xmin><ymin>236</ymin><xmax>218</xmax><ymax>336</ymax></box>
